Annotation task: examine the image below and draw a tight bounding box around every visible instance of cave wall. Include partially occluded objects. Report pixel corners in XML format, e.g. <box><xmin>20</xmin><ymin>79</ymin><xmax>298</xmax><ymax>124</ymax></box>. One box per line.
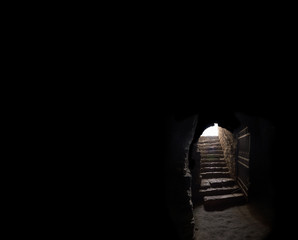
<box><xmin>189</xmin><ymin>135</ymin><xmax>201</xmax><ymax>206</ymax></box>
<box><xmin>164</xmin><ymin>111</ymin><xmax>278</xmax><ymax>239</ymax></box>
<box><xmin>165</xmin><ymin>114</ymin><xmax>198</xmax><ymax>240</ymax></box>
<box><xmin>163</xmin><ymin>108</ymin><xmax>297</xmax><ymax>239</ymax></box>
<box><xmin>218</xmin><ymin>126</ymin><xmax>237</xmax><ymax>180</ymax></box>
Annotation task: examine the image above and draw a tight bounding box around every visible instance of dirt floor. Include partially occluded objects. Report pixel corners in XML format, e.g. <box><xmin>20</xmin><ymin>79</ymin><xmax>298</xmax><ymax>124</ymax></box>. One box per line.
<box><xmin>193</xmin><ymin>202</ymin><xmax>274</xmax><ymax>240</ymax></box>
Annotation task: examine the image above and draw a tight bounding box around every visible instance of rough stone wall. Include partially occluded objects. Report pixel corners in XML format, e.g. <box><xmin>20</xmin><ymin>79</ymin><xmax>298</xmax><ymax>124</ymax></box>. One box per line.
<box><xmin>165</xmin><ymin>114</ymin><xmax>198</xmax><ymax>240</ymax></box>
<box><xmin>189</xmin><ymin>138</ymin><xmax>201</xmax><ymax>205</ymax></box>
<box><xmin>218</xmin><ymin>126</ymin><xmax>237</xmax><ymax>180</ymax></box>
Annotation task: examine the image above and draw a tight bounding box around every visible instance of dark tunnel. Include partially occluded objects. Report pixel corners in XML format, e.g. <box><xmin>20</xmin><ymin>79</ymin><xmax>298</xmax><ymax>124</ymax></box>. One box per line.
<box><xmin>62</xmin><ymin>98</ymin><xmax>296</xmax><ymax>240</ymax></box>
<box><xmin>163</xmin><ymin>110</ymin><xmax>295</xmax><ymax>240</ymax></box>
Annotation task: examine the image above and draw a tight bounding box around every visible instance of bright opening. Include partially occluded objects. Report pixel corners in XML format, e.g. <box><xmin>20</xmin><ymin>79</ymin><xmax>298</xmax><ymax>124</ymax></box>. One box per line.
<box><xmin>201</xmin><ymin>123</ymin><xmax>218</xmax><ymax>136</ymax></box>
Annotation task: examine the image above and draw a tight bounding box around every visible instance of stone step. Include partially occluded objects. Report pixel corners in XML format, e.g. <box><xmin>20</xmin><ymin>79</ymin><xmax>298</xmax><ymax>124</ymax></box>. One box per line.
<box><xmin>204</xmin><ymin>193</ymin><xmax>246</xmax><ymax>211</ymax></box>
<box><xmin>200</xmin><ymin>178</ymin><xmax>235</xmax><ymax>189</ymax></box>
<box><xmin>198</xmin><ymin>138</ymin><xmax>220</xmax><ymax>144</ymax></box>
<box><xmin>199</xmin><ymin>137</ymin><xmax>220</xmax><ymax>142</ymax></box>
<box><xmin>200</xmin><ymin>167</ymin><xmax>229</xmax><ymax>173</ymax></box>
<box><xmin>202</xmin><ymin>149</ymin><xmax>220</xmax><ymax>153</ymax></box>
<box><xmin>199</xmin><ymin>142</ymin><xmax>221</xmax><ymax>146</ymax></box>
<box><xmin>201</xmin><ymin>157</ymin><xmax>224</xmax><ymax>161</ymax></box>
<box><xmin>198</xmin><ymin>144</ymin><xmax>221</xmax><ymax>149</ymax></box>
<box><xmin>199</xmin><ymin>147</ymin><xmax>222</xmax><ymax>151</ymax></box>
<box><xmin>199</xmin><ymin>136</ymin><xmax>219</xmax><ymax>140</ymax></box>
<box><xmin>199</xmin><ymin>185</ymin><xmax>241</xmax><ymax>197</ymax></box>
<box><xmin>200</xmin><ymin>161</ymin><xmax>226</xmax><ymax>166</ymax></box>
<box><xmin>201</xmin><ymin>172</ymin><xmax>230</xmax><ymax>179</ymax></box>
<box><xmin>201</xmin><ymin>153</ymin><xmax>224</xmax><ymax>158</ymax></box>
<box><xmin>201</xmin><ymin>157</ymin><xmax>225</xmax><ymax>162</ymax></box>
<box><xmin>200</xmin><ymin>151</ymin><xmax>223</xmax><ymax>154</ymax></box>
<box><xmin>198</xmin><ymin>139</ymin><xmax>221</xmax><ymax>145</ymax></box>
<box><xmin>201</xmin><ymin>157</ymin><xmax>222</xmax><ymax>161</ymax></box>
<box><xmin>200</xmin><ymin>154</ymin><xmax>224</xmax><ymax>158</ymax></box>
<box><xmin>201</xmin><ymin>162</ymin><xmax>227</xmax><ymax>168</ymax></box>
<box><xmin>200</xmin><ymin>150</ymin><xmax>223</xmax><ymax>154</ymax></box>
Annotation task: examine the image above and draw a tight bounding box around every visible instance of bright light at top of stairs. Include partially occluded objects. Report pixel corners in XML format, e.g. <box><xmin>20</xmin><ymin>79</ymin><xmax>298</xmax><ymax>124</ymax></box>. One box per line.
<box><xmin>201</xmin><ymin>123</ymin><xmax>218</xmax><ymax>136</ymax></box>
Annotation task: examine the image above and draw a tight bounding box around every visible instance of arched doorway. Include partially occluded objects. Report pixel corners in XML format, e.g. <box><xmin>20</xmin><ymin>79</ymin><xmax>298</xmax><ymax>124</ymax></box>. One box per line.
<box><xmin>189</xmin><ymin>114</ymin><xmax>274</xmax><ymax>240</ymax></box>
<box><xmin>191</xmin><ymin>123</ymin><xmax>246</xmax><ymax>211</ymax></box>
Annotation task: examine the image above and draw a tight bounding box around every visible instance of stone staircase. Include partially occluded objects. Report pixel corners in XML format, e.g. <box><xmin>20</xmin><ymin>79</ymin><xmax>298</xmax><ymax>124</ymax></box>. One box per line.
<box><xmin>198</xmin><ymin>136</ymin><xmax>246</xmax><ymax>211</ymax></box>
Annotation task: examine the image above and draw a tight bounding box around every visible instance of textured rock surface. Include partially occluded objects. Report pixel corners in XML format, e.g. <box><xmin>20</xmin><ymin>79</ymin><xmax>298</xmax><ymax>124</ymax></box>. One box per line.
<box><xmin>165</xmin><ymin>115</ymin><xmax>198</xmax><ymax>240</ymax></box>
<box><xmin>218</xmin><ymin>127</ymin><xmax>237</xmax><ymax>180</ymax></box>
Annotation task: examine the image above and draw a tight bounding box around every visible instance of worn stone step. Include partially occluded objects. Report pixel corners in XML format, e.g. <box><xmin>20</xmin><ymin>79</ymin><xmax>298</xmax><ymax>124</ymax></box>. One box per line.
<box><xmin>201</xmin><ymin>162</ymin><xmax>226</xmax><ymax>168</ymax></box>
<box><xmin>199</xmin><ymin>148</ymin><xmax>222</xmax><ymax>152</ymax></box>
<box><xmin>201</xmin><ymin>151</ymin><xmax>223</xmax><ymax>155</ymax></box>
<box><xmin>200</xmin><ymin>149</ymin><xmax>222</xmax><ymax>153</ymax></box>
<box><xmin>200</xmin><ymin>154</ymin><xmax>224</xmax><ymax>158</ymax></box>
<box><xmin>201</xmin><ymin>138</ymin><xmax>218</xmax><ymax>142</ymax></box>
<box><xmin>201</xmin><ymin>159</ymin><xmax>225</xmax><ymax>163</ymax></box>
<box><xmin>200</xmin><ymin>167</ymin><xmax>229</xmax><ymax>173</ymax></box>
<box><xmin>204</xmin><ymin>193</ymin><xmax>246</xmax><ymax>211</ymax></box>
<box><xmin>199</xmin><ymin>146</ymin><xmax>221</xmax><ymax>151</ymax></box>
<box><xmin>198</xmin><ymin>143</ymin><xmax>221</xmax><ymax>148</ymax></box>
<box><xmin>200</xmin><ymin>178</ymin><xmax>235</xmax><ymax>189</ymax></box>
<box><xmin>199</xmin><ymin>136</ymin><xmax>219</xmax><ymax>140</ymax></box>
<box><xmin>201</xmin><ymin>157</ymin><xmax>224</xmax><ymax>161</ymax></box>
<box><xmin>199</xmin><ymin>185</ymin><xmax>241</xmax><ymax>197</ymax></box>
<box><xmin>201</xmin><ymin>159</ymin><xmax>224</xmax><ymax>163</ymax></box>
<box><xmin>200</xmin><ymin>136</ymin><xmax>219</xmax><ymax>140</ymax></box>
<box><xmin>201</xmin><ymin>172</ymin><xmax>230</xmax><ymax>178</ymax></box>
<box><xmin>199</xmin><ymin>137</ymin><xmax>220</xmax><ymax>143</ymax></box>
<box><xmin>209</xmin><ymin>178</ymin><xmax>235</xmax><ymax>188</ymax></box>
<box><xmin>200</xmin><ymin>161</ymin><xmax>226</xmax><ymax>166</ymax></box>
<box><xmin>199</xmin><ymin>141</ymin><xmax>221</xmax><ymax>145</ymax></box>
<box><xmin>200</xmin><ymin>150</ymin><xmax>223</xmax><ymax>154</ymax></box>
<box><xmin>200</xmin><ymin>146</ymin><xmax>222</xmax><ymax>150</ymax></box>
<box><xmin>197</xmin><ymin>144</ymin><xmax>222</xmax><ymax>150</ymax></box>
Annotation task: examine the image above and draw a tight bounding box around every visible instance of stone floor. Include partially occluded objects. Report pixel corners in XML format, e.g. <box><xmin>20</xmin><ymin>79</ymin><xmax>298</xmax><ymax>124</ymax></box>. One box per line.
<box><xmin>193</xmin><ymin>201</ymin><xmax>273</xmax><ymax>240</ymax></box>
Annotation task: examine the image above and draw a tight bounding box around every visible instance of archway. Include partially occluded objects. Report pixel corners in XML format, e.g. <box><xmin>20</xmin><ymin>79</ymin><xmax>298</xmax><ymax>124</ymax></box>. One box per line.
<box><xmin>188</xmin><ymin>114</ymin><xmax>275</xmax><ymax>240</ymax></box>
<box><xmin>201</xmin><ymin>123</ymin><xmax>219</xmax><ymax>136</ymax></box>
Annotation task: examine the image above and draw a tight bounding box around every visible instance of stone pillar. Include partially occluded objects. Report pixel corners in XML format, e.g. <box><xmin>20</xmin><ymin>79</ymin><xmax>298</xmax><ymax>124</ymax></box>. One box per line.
<box><xmin>165</xmin><ymin>114</ymin><xmax>198</xmax><ymax>240</ymax></box>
